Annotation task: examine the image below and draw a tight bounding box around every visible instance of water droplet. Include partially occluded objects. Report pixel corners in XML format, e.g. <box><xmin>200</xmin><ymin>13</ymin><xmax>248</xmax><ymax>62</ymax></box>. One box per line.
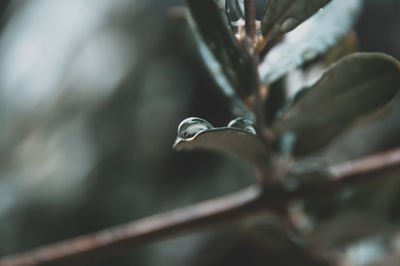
<box><xmin>177</xmin><ymin>117</ymin><xmax>213</xmax><ymax>140</ymax></box>
<box><xmin>280</xmin><ymin>17</ymin><xmax>298</xmax><ymax>33</ymax></box>
<box><xmin>227</xmin><ymin>117</ymin><xmax>256</xmax><ymax>134</ymax></box>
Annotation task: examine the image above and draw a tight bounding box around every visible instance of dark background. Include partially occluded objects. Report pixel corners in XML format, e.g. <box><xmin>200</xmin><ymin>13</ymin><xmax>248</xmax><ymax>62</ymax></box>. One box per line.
<box><xmin>0</xmin><ymin>0</ymin><xmax>399</xmax><ymax>265</ymax></box>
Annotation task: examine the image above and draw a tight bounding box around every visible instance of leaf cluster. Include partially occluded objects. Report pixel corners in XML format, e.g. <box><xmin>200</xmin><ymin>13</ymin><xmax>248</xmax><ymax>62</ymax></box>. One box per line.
<box><xmin>173</xmin><ymin>0</ymin><xmax>400</xmax><ymax>262</ymax></box>
<box><xmin>174</xmin><ymin>0</ymin><xmax>400</xmax><ymax>170</ymax></box>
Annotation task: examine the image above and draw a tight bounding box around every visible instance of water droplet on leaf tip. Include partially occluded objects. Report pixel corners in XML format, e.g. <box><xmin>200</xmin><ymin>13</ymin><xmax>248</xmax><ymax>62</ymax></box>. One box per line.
<box><xmin>177</xmin><ymin>117</ymin><xmax>213</xmax><ymax>140</ymax></box>
<box><xmin>227</xmin><ymin>117</ymin><xmax>256</xmax><ymax>134</ymax></box>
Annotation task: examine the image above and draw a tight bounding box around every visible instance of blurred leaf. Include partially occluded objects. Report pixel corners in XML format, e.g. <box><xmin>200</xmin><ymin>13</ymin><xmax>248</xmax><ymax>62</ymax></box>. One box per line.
<box><xmin>272</xmin><ymin>53</ymin><xmax>400</xmax><ymax>157</ymax></box>
<box><xmin>341</xmin><ymin>169</ymin><xmax>400</xmax><ymax>218</ymax></box>
<box><xmin>264</xmin><ymin>79</ymin><xmax>287</xmax><ymax>124</ymax></box>
<box><xmin>215</xmin><ymin>0</ymin><xmax>226</xmax><ymax>10</ymax></box>
<box><xmin>261</xmin><ymin>0</ymin><xmax>331</xmax><ymax>41</ymax></box>
<box><xmin>259</xmin><ymin>0</ymin><xmax>362</xmax><ymax>85</ymax></box>
<box><xmin>323</xmin><ymin>31</ymin><xmax>358</xmax><ymax>66</ymax></box>
<box><xmin>369</xmin><ymin>249</ymin><xmax>400</xmax><ymax>266</ymax></box>
<box><xmin>173</xmin><ymin>117</ymin><xmax>268</xmax><ymax>166</ymax></box>
<box><xmin>285</xmin><ymin>159</ymin><xmax>331</xmax><ymax>190</ymax></box>
<box><xmin>181</xmin><ymin>0</ymin><xmax>257</xmax><ymax>118</ymax></box>
<box><xmin>241</xmin><ymin>215</ymin><xmax>298</xmax><ymax>253</ymax></box>
<box><xmin>306</xmin><ymin>211</ymin><xmax>395</xmax><ymax>246</ymax></box>
<box><xmin>225</xmin><ymin>0</ymin><xmax>244</xmax><ymax>22</ymax></box>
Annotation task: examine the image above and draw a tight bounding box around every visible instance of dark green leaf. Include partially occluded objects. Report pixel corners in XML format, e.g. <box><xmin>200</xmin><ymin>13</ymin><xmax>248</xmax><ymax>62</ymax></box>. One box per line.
<box><xmin>183</xmin><ymin>0</ymin><xmax>257</xmax><ymax>117</ymax></box>
<box><xmin>306</xmin><ymin>211</ymin><xmax>395</xmax><ymax>246</ymax></box>
<box><xmin>264</xmin><ymin>79</ymin><xmax>287</xmax><ymax>125</ymax></box>
<box><xmin>261</xmin><ymin>0</ymin><xmax>331</xmax><ymax>41</ymax></box>
<box><xmin>272</xmin><ymin>53</ymin><xmax>400</xmax><ymax>157</ymax></box>
<box><xmin>367</xmin><ymin>248</ymin><xmax>400</xmax><ymax>266</ymax></box>
<box><xmin>259</xmin><ymin>0</ymin><xmax>362</xmax><ymax>85</ymax></box>
<box><xmin>174</xmin><ymin>117</ymin><xmax>268</xmax><ymax>165</ymax></box>
<box><xmin>225</xmin><ymin>0</ymin><xmax>244</xmax><ymax>22</ymax></box>
<box><xmin>285</xmin><ymin>159</ymin><xmax>331</xmax><ymax>190</ymax></box>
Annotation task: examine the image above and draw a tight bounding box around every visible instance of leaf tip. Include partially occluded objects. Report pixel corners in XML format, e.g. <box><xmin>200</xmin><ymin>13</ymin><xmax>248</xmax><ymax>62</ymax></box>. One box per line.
<box><xmin>173</xmin><ymin>117</ymin><xmax>213</xmax><ymax>149</ymax></box>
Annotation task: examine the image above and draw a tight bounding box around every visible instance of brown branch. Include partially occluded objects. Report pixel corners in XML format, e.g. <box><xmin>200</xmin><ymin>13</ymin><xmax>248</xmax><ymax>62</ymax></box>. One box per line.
<box><xmin>328</xmin><ymin>147</ymin><xmax>400</xmax><ymax>183</ymax></box>
<box><xmin>1</xmin><ymin>148</ymin><xmax>400</xmax><ymax>266</ymax></box>
<box><xmin>243</xmin><ymin>0</ymin><xmax>267</xmax><ymax>140</ymax></box>
<box><xmin>244</xmin><ymin>0</ymin><xmax>256</xmax><ymax>53</ymax></box>
<box><xmin>0</xmin><ymin>186</ymin><xmax>266</xmax><ymax>266</ymax></box>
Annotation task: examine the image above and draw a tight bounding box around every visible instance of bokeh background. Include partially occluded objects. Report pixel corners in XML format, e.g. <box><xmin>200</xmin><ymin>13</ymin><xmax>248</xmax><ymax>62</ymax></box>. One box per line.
<box><xmin>0</xmin><ymin>0</ymin><xmax>399</xmax><ymax>265</ymax></box>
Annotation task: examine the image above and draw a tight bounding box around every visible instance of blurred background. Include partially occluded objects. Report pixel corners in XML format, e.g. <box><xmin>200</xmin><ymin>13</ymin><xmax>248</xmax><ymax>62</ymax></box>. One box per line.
<box><xmin>0</xmin><ymin>0</ymin><xmax>399</xmax><ymax>265</ymax></box>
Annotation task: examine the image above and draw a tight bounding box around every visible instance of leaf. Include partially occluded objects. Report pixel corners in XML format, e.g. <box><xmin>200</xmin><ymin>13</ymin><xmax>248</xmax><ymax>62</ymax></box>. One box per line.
<box><xmin>272</xmin><ymin>53</ymin><xmax>400</xmax><ymax>157</ymax></box>
<box><xmin>259</xmin><ymin>0</ymin><xmax>362</xmax><ymax>85</ymax></box>
<box><xmin>225</xmin><ymin>0</ymin><xmax>244</xmax><ymax>21</ymax></box>
<box><xmin>264</xmin><ymin>79</ymin><xmax>287</xmax><ymax>125</ymax></box>
<box><xmin>306</xmin><ymin>211</ymin><xmax>395</xmax><ymax>246</ymax></box>
<box><xmin>182</xmin><ymin>0</ymin><xmax>257</xmax><ymax>118</ymax></box>
<box><xmin>368</xmin><ymin>250</ymin><xmax>400</xmax><ymax>266</ymax></box>
<box><xmin>173</xmin><ymin>117</ymin><xmax>268</xmax><ymax>166</ymax></box>
<box><xmin>261</xmin><ymin>0</ymin><xmax>331</xmax><ymax>41</ymax></box>
<box><xmin>285</xmin><ymin>159</ymin><xmax>331</xmax><ymax>190</ymax></box>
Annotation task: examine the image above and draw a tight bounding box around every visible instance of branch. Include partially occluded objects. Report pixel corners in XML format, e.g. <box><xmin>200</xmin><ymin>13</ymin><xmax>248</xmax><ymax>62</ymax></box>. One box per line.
<box><xmin>328</xmin><ymin>147</ymin><xmax>400</xmax><ymax>183</ymax></box>
<box><xmin>1</xmin><ymin>148</ymin><xmax>400</xmax><ymax>266</ymax></box>
<box><xmin>0</xmin><ymin>186</ymin><xmax>266</xmax><ymax>266</ymax></box>
<box><xmin>244</xmin><ymin>0</ymin><xmax>256</xmax><ymax>53</ymax></box>
<box><xmin>243</xmin><ymin>0</ymin><xmax>267</xmax><ymax>135</ymax></box>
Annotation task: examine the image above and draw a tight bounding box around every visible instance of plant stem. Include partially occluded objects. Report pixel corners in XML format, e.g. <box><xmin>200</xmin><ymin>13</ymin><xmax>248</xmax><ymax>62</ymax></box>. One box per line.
<box><xmin>328</xmin><ymin>147</ymin><xmax>400</xmax><ymax>183</ymax></box>
<box><xmin>243</xmin><ymin>0</ymin><xmax>266</xmax><ymax>139</ymax></box>
<box><xmin>0</xmin><ymin>186</ymin><xmax>266</xmax><ymax>266</ymax></box>
<box><xmin>1</xmin><ymin>148</ymin><xmax>400</xmax><ymax>266</ymax></box>
<box><xmin>244</xmin><ymin>0</ymin><xmax>256</xmax><ymax>54</ymax></box>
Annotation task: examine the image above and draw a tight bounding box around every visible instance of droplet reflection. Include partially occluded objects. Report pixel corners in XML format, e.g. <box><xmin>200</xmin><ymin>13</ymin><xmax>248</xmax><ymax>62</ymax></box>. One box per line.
<box><xmin>227</xmin><ymin>117</ymin><xmax>256</xmax><ymax>134</ymax></box>
<box><xmin>177</xmin><ymin>117</ymin><xmax>213</xmax><ymax>140</ymax></box>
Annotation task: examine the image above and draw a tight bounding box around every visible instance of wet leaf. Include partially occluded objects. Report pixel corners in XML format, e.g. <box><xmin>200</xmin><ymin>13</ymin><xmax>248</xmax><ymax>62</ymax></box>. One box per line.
<box><xmin>259</xmin><ymin>0</ymin><xmax>362</xmax><ymax>85</ymax></box>
<box><xmin>272</xmin><ymin>53</ymin><xmax>400</xmax><ymax>157</ymax></box>
<box><xmin>182</xmin><ymin>0</ymin><xmax>257</xmax><ymax>118</ymax></box>
<box><xmin>174</xmin><ymin>117</ymin><xmax>268</xmax><ymax>165</ymax></box>
<box><xmin>261</xmin><ymin>0</ymin><xmax>331</xmax><ymax>41</ymax></box>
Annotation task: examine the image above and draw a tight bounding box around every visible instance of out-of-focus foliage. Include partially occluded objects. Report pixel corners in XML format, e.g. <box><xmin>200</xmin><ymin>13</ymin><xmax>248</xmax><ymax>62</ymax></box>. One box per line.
<box><xmin>259</xmin><ymin>0</ymin><xmax>362</xmax><ymax>85</ymax></box>
<box><xmin>260</xmin><ymin>0</ymin><xmax>331</xmax><ymax>41</ymax></box>
<box><xmin>177</xmin><ymin>0</ymin><xmax>257</xmax><ymax>118</ymax></box>
<box><xmin>0</xmin><ymin>0</ymin><xmax>399</xmax><ymax>266</ymax></box>
<box><xmin>272</xmin><ymin>53</ymin><xmax>400</xmax><ymax>157</ymax></box>
<box><xmin>0</xmin><ymin>1</ymin><xmax>256</xmax><ymax>265</ymax></box>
